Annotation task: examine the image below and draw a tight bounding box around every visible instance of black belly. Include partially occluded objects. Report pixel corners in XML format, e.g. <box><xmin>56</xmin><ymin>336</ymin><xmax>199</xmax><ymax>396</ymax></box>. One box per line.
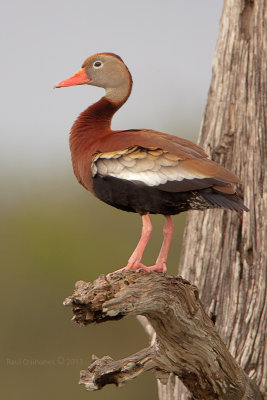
<box><xmin>92</xmin><ymin>175</ymin><xmax>242</xmax><ymax>215</ymax></box>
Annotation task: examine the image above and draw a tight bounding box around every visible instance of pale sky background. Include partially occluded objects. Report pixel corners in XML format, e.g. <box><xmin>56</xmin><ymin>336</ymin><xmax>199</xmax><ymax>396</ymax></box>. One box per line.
<box><xmin>0</xmin><ymin>0</ymin><xmax>223</xmax><ymax>182</ymax></box>
<box><xmin>1</xmin><ymin>3</ymin><xmax>225</xmax><ymax>399</ymax></box>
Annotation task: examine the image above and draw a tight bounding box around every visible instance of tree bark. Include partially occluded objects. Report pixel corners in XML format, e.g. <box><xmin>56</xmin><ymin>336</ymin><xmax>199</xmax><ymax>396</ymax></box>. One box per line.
<box><xmin>161</xmin><ymin>0</ymin><xmax>267</xmax><ymax>399</ymax></box>
<box><xmin>64</xmin><ymin>271</ymin><xmax>263</xmax><ymax>399</ymax></box>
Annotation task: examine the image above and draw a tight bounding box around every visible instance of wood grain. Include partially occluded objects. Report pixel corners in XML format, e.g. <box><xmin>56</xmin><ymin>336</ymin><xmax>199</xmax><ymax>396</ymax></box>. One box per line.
<box><xmin>64</xmin><ymin>271</ymin><xmax>263</xmax><ymax>399</ymax></box>
<box><xmin>167</xmin><ymin>1</ymin><xmax>267</xmax><ymax>399</ymax></box>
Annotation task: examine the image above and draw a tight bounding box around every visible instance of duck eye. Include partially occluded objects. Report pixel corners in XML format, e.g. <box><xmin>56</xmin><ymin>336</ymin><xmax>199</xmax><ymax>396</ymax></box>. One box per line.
<box><xmin>93</xmin><ymin>61</ymin><xmax>103</xmax><ymax>69</ymax></box>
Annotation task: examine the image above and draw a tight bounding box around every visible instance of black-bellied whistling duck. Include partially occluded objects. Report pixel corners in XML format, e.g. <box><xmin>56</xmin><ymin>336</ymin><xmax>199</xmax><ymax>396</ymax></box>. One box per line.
<box><xmin>55</xmin><ymin>53</ymin><xmax>248</xmax><ymax>273</ymax></box>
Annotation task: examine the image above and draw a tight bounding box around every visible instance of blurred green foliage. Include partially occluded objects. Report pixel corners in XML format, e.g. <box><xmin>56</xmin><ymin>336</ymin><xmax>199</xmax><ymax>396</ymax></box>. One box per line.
<box><xmin>1</xmin><ymin>173</ymin><xmax>186</xmax><ymax>400</ymax></box>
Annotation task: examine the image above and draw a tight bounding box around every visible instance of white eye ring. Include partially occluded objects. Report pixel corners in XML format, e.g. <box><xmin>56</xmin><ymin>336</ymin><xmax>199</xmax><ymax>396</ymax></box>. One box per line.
<box><xmin>93</xmin><ymin>60</ymin><xmax>103</xmax><ymax>69</ymax></box>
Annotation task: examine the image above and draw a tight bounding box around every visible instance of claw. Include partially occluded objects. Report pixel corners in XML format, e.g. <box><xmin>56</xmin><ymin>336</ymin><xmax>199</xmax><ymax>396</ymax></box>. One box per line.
<box><xmin>108</xmin><ymin>215</ymin><xmax>174</xmax><ymax>276</ymax></box>
<box><xmin>146</xmin><ymin>263</ymin><xmax>167</xmax><ymax>273</ymax></box>
<box><xmin>125</xmin><ymin>262</ymin><xmax>148</xmax><ymax>271</ymax></box>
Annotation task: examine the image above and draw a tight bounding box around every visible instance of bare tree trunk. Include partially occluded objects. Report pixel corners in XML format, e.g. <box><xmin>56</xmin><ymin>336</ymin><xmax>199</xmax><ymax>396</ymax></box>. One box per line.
<box><xmin>158</xmin><ymin>0</ymin><xmax>266</xmax><ymax>398</ymax></box>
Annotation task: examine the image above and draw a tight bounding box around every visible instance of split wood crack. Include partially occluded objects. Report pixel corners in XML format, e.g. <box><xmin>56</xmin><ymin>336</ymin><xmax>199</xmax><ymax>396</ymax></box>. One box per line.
<box><xmin>64</xmin><ymin>270</ymin><xmax>263</xmax><ymax>400</ymax></box>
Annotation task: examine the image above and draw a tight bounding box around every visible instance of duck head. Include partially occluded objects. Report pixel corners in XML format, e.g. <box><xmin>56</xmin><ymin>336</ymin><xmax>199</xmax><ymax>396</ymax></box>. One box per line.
<box><xmin>55</xmin><ymin>52</ymin><xmax>132</xmax><ymax>104</ymax></box>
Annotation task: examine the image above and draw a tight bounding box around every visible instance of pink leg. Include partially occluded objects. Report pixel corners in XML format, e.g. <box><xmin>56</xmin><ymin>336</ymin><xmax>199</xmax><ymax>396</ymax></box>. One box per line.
<box><xmin>147</xmin><ymin>216</ymin><xmax>174</xmax><ymax>273</ymax></box>
<box><xmin>124</xmin><ymin>214</ymin><xmax>152</xmax><ymax>270</ymax></box>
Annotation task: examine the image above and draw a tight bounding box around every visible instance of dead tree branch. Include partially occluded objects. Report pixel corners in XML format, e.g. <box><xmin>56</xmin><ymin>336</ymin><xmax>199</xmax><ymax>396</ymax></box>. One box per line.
<box><xmin>64</xmin><ymin>270</ymin><xmax>263</xmax><ymax>400</ymax></box>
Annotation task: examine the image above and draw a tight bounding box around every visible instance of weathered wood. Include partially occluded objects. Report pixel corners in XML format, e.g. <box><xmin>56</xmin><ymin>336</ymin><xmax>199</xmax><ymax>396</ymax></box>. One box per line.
<box><xmin>64</xmin><ymin>271</ymin><xmax>263</xmax><ymax>399</ymax></box>
<box><xmin>167</xmin><ymin>0</ymin><xmax>267</xmax><ymax>399</ymax></box>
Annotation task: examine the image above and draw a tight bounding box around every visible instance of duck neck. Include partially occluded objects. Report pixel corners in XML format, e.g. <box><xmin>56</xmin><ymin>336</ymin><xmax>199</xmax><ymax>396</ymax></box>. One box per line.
<box><xmin>72</xmin><ymin>97</ymin><xmax>117</xmax><ymax>134</ymax></box>
<box><xmin>70</xmin><ymin>97</ymin><xmax>118</xmax><ymax>154</ymax></box>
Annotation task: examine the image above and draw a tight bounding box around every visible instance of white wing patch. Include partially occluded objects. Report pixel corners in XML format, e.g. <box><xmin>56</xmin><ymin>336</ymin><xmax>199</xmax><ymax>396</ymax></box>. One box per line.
<box><xmin>92</xmin><ymin>147</ymin><xmax>203</xmax><ymax>187</ymax></box>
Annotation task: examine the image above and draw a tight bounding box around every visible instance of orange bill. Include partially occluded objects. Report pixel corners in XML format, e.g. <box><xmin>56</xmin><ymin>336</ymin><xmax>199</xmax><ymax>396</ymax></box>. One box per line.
<box><xmin>55</xmin><ymin>68</ymin><xmax>91</xmax><ymax>88</ymax></box>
